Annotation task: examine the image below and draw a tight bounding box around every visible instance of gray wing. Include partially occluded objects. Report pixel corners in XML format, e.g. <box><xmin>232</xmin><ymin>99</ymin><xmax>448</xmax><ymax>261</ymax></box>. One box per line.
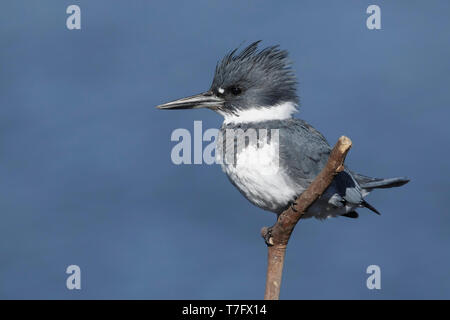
<box><xmin>278</xmin><ymin>119</ymin><xmax>365</xmax><ymax>207</ymax></box>
<box><xmin>278</xmin><ymin>118</ymin><xmax>331</xmax><ymax>184</ymax></box>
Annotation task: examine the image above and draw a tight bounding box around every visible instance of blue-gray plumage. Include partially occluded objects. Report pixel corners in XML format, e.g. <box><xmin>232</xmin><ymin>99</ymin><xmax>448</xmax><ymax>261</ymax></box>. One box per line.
<box><xmin>157</xmin><ymin>41</ymin><xmax>409</xmax><ymax>219</ymax></box>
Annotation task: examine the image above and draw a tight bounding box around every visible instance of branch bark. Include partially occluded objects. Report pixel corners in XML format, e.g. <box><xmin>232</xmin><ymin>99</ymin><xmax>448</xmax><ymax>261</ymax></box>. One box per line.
<box><xmin>261</xmin><ymin>136</ymin><xmax>352</xmax><ymax>300</ymax></box>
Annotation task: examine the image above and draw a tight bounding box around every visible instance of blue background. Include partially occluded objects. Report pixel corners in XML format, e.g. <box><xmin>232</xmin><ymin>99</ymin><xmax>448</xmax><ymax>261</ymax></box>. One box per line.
<box><xmin>0</xmin><ymin>0</ymin><xmax>449</xmax><ymax>299</ymax></box>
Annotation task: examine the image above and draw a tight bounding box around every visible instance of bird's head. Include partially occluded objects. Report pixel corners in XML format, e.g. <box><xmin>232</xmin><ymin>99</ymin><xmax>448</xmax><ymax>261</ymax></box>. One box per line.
<box><xmin>156</xmin><ymin>41</ymin><xmax>299</xmax><ymax>123</ymax></box>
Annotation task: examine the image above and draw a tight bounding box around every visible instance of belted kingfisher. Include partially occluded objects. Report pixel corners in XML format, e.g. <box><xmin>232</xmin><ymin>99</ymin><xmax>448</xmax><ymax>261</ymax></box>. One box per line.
<box><xmin>157</xmin><ymin>41</ymin><xmax>409</xmax><ymax>219</ymax></box>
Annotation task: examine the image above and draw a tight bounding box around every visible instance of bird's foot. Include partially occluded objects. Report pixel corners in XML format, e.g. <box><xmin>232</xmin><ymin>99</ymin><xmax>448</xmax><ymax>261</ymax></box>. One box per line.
<box><xmin>290</xmin><ymin>201</ymin><xmax>298</xmax><ymax>212</ymax></box>
<box><xmin>261</xmin><ymin>226</ymin><xmax>274</xmax><ymax>246</ymax></box>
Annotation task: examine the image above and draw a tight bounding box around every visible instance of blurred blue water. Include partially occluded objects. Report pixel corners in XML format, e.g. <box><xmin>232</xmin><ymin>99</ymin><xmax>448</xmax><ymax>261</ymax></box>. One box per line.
<box><xmin>0</xmin><ymin>0</ymin><xmax>449</xmax><ymax>299</ymax></box>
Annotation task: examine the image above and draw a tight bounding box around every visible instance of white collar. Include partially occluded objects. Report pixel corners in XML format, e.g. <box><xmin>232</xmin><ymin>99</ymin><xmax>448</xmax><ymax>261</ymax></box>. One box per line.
<box><xmin>222</xmin><ymin>101</ymin><xmax>298</xmax><ymax>124</ymax></box>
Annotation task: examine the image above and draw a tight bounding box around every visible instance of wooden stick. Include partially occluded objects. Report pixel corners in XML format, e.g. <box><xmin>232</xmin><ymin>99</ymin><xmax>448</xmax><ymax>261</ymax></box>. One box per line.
<box><xmin>261</xmin><ymin>136</ymin><xmax>352</xmax><ymax>300</ymax></box>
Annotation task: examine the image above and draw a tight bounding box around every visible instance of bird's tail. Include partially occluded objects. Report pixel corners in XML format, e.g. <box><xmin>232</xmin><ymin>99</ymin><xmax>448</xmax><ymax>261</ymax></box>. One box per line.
<box><xmin>345</xmin><ymin>172</ymin><xmax>409</xmax><ymax>217</ymax></box>
<box><xmin>354</xmin><ymin>173</ymin><xmax>410</xmax><ymax>191</ymax></box>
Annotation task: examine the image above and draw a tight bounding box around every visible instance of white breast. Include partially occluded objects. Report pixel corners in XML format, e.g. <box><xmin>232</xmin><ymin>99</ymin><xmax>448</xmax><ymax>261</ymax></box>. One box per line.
<box><xmin>218</xmin><ymin>142</ymin><xmax>300</xmax><ymax>212</ymax></box>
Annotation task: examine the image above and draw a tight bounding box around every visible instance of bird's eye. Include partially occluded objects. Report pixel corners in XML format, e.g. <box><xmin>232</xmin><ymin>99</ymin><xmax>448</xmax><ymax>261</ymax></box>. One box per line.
<box><xmin>229</xmin><ymin>86</ymin><xmax>242</xmax><ymax>95</ymax></box>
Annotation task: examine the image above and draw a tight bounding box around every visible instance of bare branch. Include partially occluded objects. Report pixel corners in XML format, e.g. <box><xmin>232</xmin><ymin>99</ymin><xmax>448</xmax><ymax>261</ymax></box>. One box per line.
<box><xmin>261</xmin><ymin>136</ymin><xmax>352</xmax><ymax>300</ymax></box>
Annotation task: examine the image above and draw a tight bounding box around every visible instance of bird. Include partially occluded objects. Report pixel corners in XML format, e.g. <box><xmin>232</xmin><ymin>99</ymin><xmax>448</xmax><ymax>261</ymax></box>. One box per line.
<box><xmin>156</xmin><ymin>41</ymin><xmax>409</xmax><ymax>219</ymax></box>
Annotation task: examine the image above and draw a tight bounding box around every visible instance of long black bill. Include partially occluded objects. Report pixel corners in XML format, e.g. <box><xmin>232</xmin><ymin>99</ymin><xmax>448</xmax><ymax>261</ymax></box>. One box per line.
<box><xmin>156</xmin><ymin>91</ymin><xmax>224</xmax><ymax>110</ymax></box>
